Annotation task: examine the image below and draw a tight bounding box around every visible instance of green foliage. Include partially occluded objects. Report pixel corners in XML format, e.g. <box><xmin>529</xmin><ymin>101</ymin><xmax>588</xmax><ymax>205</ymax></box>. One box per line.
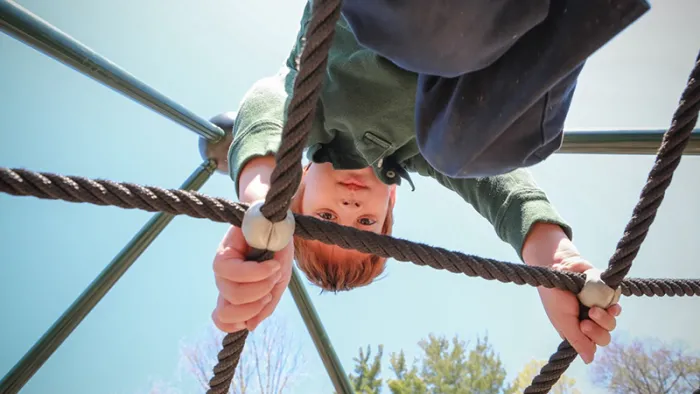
<box><xmin>510</xmin><ymin>359</ymin><xmax>579</xmax><ymax>394</ymax></box>
<box><xmin>348</xmin><ymin>345</ymin><xmax>384</xmax><ymax>394</ymax></box>
<box><xmin>348</xmin><ymin>333</ymin><xmax>522</xmax><ymax>394</ymax></box>
<box><xmin>387</xmin><ymin>351</ymin><xmax>427</xmax><ymax>394</ymax></box>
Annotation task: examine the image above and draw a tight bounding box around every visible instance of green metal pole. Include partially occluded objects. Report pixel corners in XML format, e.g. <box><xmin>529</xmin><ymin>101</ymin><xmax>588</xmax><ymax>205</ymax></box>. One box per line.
<box><xmin>0</xmin><ymin>160</ymin><xmax>217</xmax><ymax>394</ymax></box>
<box><xmin>560</xmin><ymin>129</ymin><xmax>700</xmax><ymax>155</ymax></box>
<box><xmin>0</xmin><ymin>0</ymin><xmax>224</xmax><ymax>142</ymax></box>
<box><xmin>287</xmin><ymin>267</ymin><xmax>355</xmax><ymax>394</ymax></box>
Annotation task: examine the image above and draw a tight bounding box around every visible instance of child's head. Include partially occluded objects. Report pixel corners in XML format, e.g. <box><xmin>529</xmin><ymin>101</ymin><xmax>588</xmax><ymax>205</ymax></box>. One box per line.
<box><xmin>290</xmin><ymin>162</ymin><xmax>396</xmax><ymax>292</ymax></box>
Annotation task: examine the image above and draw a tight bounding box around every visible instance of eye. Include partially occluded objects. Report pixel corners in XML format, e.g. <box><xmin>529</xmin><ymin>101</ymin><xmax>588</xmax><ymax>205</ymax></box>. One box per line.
<box><xmin>358</xmin><ymin>217</ymin><xmax>377</xmax><ymax>226</ymax></box>
<box><xmin>317</xmin><ymin>211</ymin><xmax>336</xmax><ymax>221</ymax></box>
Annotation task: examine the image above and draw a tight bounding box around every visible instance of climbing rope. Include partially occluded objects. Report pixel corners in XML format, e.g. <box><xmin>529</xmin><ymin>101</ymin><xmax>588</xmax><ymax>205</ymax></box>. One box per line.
<box><xmin>522</xmin><ymin>50</ymin><xmax>700</xmax><ymax>394</ymax></box>
<box><xmin>205</xmin><ymin>0</ymin><xmax>342</xmax><ymax>392</ymax></box>
<box><xmin>0</xmin><ymin>0</ymin><xmax>698</xmax><ymax>391</ymax></box>
<box><xmin>0</xmin><ymin>54</ymin><xmax>699</xmax><ymax>393</ymax></box>
<box><xmin>2</xmin><ymin>168</ymin><xmax>700</xmax><ymax>300</ymax></box>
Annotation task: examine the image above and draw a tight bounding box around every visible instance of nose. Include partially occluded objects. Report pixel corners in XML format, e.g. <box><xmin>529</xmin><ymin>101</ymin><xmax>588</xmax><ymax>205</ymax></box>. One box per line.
<box><xmin>341</xmin><ymin>199</ymin><xmax>361</xmax><ymax>208</ymax></box>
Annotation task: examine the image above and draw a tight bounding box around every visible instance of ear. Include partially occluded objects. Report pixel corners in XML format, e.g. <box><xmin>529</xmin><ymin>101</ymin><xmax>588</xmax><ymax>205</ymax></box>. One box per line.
<box><xmin>291</xmin><ymin>165</ymin><xmax>309</xmax><ymax>207</ymax></box>
<box><xmin>302</xmin><ymin>161</ymin><xmax>313</xmax><ymax>173</ymax></box>
<box><xmin>388</xmin><ymin>184</ymin><xmax>397</xmax><ymax>208</ymax></box>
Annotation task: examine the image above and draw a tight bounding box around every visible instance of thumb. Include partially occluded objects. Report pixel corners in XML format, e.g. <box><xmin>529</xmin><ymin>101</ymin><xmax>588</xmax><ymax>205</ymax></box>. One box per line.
<box><xmin>217</xmin><ymin>225</ymin><xmax>251</xmax><ymax>260</ymax></box>
<box><xmin>554</xmin><ymin>258</ymin><xmax>594</xmax><ymax>274</ymax></box>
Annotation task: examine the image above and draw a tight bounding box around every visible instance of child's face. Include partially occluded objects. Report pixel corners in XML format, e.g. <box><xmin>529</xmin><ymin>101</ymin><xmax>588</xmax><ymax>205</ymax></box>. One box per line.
<box><xmin>301</xmin><ymin>162</ymin><xmax>395</xmax><ymax>233</ymax></box>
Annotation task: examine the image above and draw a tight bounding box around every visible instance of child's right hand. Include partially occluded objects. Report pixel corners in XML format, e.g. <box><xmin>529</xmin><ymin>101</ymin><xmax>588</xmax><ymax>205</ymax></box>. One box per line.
<box><xmin>211</xmin><ymin>225</ymin><xmax>294</xmax><ymax>333</ymax></box>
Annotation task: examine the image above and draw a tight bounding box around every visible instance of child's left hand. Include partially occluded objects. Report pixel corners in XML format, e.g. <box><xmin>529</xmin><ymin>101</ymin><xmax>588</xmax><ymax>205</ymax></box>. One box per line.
<box><xmin>522</xmin><ymin>222</ymin><xmax>622</xmax><ymax>365</ymax></box>
<box><xmin>537</xmin><ymin>256</ymin><xmax>622</xmax><ymax>364</ymax></box>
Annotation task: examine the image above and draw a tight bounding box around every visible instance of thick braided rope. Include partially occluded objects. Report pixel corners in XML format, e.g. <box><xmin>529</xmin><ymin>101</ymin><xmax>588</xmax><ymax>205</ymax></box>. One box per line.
<box><xmin>523</xmin><ymin>52</ymin><xmax>700</xmax><ymax>394</ymax></box>
<box><xmin>0</xmin><ymin>31</ymin><xmax>696</xmax><ymax>394</ymax></box>
<box><xmin>260</xmin><ymin>0</ymin><xmax>341</xmax><ymax>223</ymax></box>
<box><xmin>2</xmin><ymin>167</ymin><xmax>700</xmax><ymax>300</ymax></box>
<box><xmin>602</xmin><ymin>53</ymin><xmax>700</xmax><ymax>289</ymax></box>
<box><xmin>204</xmin><ymin>1</ymin><xmax>342</xmax><ymax>393</ymax></box>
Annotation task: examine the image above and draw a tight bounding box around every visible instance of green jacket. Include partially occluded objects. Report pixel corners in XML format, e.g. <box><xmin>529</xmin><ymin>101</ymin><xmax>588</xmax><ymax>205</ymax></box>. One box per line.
<box><xmin>228</xmin><ymin>2</ymin><xmax>571</xmax><ymax>259</ymax></box>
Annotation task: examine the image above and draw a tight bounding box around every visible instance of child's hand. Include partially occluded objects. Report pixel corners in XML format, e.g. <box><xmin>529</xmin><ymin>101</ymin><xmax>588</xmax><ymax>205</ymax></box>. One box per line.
<box><xmin>537</xmin><ymin>256</ymin><xmax>622</xmax><ymax>364</ymax></box>
<box><xmin>211</xmin><ymin>225</ymin><xmax>293</xmax><ymax>333</ymax></box>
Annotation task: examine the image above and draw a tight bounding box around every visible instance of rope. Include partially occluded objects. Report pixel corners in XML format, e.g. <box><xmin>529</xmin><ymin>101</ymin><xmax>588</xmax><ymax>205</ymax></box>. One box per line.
<box><xmin>2</xmin><ymin>167</ymin><xmax>700</xmax><ymax>300</ymax></box>
<box><xmin>601</xmin><ymin>54</ymin><xmax>700</xmax><ymax>289</ymax></box>
<box><xmin>261</xmin><ymin>0</ymin><xmax>342</xmax><ymax>223</ymax></box>
<box><xmin>205</xmin><ymin>0</ymin><xmax>342</xmax><ymax>392</ymax></box>
<box><xmin>0</xmin><ymin>4</ymin><xmax>696</xmax><ymax>392</ymax></box>
<box><xmin>523</xmin><ymin>52</ymin><xmax>700</xmax><ymax>394</ymax></box>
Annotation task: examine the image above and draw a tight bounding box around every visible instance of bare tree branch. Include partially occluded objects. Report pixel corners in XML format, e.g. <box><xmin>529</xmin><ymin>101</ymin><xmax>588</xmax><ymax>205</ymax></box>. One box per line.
<box><xmin>591</xmin><ymin>335</ymin><xmax>700</xmax><ymax>394</ymax></box>
<box><xmin>165</xmin><ymin>316</ymin><xmax>305</xmax><ymax>393</ymax></box>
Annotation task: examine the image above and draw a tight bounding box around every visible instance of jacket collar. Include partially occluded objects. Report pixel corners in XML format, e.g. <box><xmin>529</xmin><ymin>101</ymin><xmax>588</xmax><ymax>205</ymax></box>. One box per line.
<box><xmin>306</xmin><ymin>143</ymin><xmax>415</xmax><ymax>191</ymax></box>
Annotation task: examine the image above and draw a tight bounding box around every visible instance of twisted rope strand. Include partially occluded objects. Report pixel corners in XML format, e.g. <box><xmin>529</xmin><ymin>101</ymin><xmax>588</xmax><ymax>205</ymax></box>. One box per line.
<box><xmin>523</xmin><ymin>52</ymin><xmax>700</xmax><ymax>394</ymax></box>
<box><xmin>261</xmin><ymin>0</ymin><xmax>342</xmax><ymax>223</ymax></box>
<box><xmin>205</xmin><ymin>1</ymin><xmax>343</xmax><ymax>392</ymax></box>
<box><xmin>0</xmin><ymin>13</ymin><xmax>696</xmax><ymax>393</ymax></box>
<box><xmin>602</xmin><ymin>55</ymin><xmax>700</xmax><ymax>288</ymax></box>
<box><xmin>2</xmin><ymin>167</ymin><xmax>699</xmax><ymax>300</ymax></box>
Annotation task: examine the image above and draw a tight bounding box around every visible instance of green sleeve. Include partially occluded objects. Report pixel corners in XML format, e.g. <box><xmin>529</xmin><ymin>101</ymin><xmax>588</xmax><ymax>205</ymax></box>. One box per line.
<box><xmin>284</xmin><ymin>2</ymin><xmax>311</xmax><ymax>72</ymax></box>
<box><xmin>404</xmin><ymin>157</ymin><xmax>573</xmax><ymax>260</ymax></box>
<box><xmin>227</xmin><ymin>74</ymin><xmax>286</xmax><ymax>197</ymax></box>
<box><xmin>228</xmin><ymin>4</ymin><xmax>310</xmax><ymax>197</ymax></box>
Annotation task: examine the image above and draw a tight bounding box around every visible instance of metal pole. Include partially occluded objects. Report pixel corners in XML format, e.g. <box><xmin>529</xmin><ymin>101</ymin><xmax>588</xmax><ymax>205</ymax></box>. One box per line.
<box><xmin>0</xmin><ymin>160</ymin><xmax>217</xmax><ymax>394</ymax></box>
<box><xmin>0</xmin><ymin>0</ymin><xmax>224</xmax><ymax>142</ymax></box>
<box><xmin>287</xmin><ymin>267</ymin><xmax>355</xmax><ymax>394</ymax></box>
<box><xmin>560</xmin><ymin>129</ymin><xmax>700</xmax><ymax>155</ymax></box>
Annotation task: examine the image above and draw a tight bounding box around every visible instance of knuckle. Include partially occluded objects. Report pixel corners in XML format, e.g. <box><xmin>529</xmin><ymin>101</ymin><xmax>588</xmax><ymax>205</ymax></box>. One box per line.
<box><xmin>212</xmin><ymin>311</ymin><xmax>227</xmax><ymax>331</ymax></box>
<box><xmin>218</xmin><ymin>305</ymin><xmax>235</xmax><ymax>324</ymax></box>
<box><xmin>228</xmin><ymin>292</ymin><xmax>246</xmax><ymax>306</ymax></box>
<box><xmin>221</xmin><ymin>282</ymin><xmax>245</xmax><ymax>304</ymax></box>
<box><xmin>212</xmin><ymin>257</ymin><xmax>224</xmax><ymax>275</ymax></box>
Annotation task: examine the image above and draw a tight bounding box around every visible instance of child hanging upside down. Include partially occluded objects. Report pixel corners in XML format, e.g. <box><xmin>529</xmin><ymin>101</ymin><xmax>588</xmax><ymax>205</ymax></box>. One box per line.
<box><xmin>211</xmin><ymin>0</ymin><xmax>647</xmax><ymax>364</ymax></box>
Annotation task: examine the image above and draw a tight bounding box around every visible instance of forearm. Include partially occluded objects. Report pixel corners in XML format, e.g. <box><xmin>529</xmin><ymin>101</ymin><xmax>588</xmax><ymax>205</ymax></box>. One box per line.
<box><xmin>237</xmin><ymin>156</ymin><xmax>276</xmax><ymax>204</ymax></box>
<box><xmin>522</xmin><ymin>222</ymin><xmax>579</xmax><ymax>268</ymax></box>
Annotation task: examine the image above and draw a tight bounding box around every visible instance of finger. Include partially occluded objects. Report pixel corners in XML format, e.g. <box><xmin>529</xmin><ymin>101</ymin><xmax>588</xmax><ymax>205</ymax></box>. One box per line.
<box><xmin>216</xmin><ymin>226</ymin><xmax>252</xmax><ymax>260</ymax></box>
<box><xmin>213</xmin><ymin>257</ymin><xmax>281</xmax><ymax>283</ymax></box>
<box><xmin>215</xmin><ymin>294</ymin><xmax>273</xmax><ymax>324</ymax></box>
<box><xmin>559</xmin><ymin>317</ymin><xmax>596</xmax><ymax>364</ymax></box>
<box><xmin>607</xmin><ymin>303</ymin><xmax>622</xmax><ymax>317</ymax></box>
<box><xmin>581</xmin><ymin>319</ymin><xmax>612</xmax><ymax>347</ymax></box>
<box><xmin>560</xmin><ymin>259</ymin><xmax>594</xmax><ymax>274</ymax></box>
<box><xmin>212</xmin><ymin>308</ymin><xmax>247</xmax><ymax>333</ymax></box>
<box><xmin>274</xmin><ymin>239</ymin><xmax>295</xmax><ymax>267</ymax></box>
<box><xmin>245</xmin><ymin>273</ymin><xmax>289</xmax><ymax>331</ymax></box>
<box><xmin>216</xmin><ymin>271</ymin><xmax>282</xmax><ymax>305</ymax></box>
<box><xmin>588</xmin><ymin>306</ymin><xmax>617</xmax><ymax>332</ymax></box>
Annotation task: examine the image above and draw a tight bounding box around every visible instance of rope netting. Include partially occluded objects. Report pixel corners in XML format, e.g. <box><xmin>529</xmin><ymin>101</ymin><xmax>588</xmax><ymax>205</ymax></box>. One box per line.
<box><xmin>1</xmin><ymin>0</ymin><xmax>699</xmax><ymax>393</ymax></box>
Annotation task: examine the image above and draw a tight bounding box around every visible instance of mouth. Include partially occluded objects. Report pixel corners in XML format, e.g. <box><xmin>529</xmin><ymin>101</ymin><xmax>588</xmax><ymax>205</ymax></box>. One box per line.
<box><xmin>338</xmin><ymin>181</ymin><xmax>368</xmax><ymax>191</ymax></box>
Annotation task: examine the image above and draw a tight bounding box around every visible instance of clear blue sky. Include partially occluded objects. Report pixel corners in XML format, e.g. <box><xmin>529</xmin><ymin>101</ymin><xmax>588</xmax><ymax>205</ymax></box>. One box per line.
<box><xmin>1</xmin><ymin>0</ymin><xmax>698</xmax><ymax>393</ymax></box>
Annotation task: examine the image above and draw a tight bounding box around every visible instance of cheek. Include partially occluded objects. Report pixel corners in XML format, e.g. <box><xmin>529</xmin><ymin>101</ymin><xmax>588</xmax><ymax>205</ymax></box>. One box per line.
<box><xmin>300</xmin><ymin>186</ymin><xmax>330</xmax><ymax>215</ymax></box>
<box><xmin>371</xmin><ymin>187</ymin><xmax>392</xmax><ymax>206</ymax></box>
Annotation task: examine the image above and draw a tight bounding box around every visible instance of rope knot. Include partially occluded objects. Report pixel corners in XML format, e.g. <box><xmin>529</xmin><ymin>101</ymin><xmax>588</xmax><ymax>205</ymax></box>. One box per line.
<box><xmin>241</xmin><ymin>200</ymin><xmax>295</xmax><ymax>252</ymax></box>
<box><xmin>577</xmin><ymin>268</ymin><xmax>622</xmax><ymax>308</ymax></box>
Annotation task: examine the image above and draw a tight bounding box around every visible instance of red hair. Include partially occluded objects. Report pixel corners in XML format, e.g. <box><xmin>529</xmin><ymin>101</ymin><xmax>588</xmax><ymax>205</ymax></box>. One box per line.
<box><xmin>290</xmin><ymin>168</ymin><xmax>395</xmax><ymax>292</ymax></box>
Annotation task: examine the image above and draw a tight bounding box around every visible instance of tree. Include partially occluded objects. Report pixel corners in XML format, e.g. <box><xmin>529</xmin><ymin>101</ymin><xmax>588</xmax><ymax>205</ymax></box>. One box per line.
<box><xmin>510</xmin><ymin>359</ymin><xmax>580</xmax><ymax>394</ymax></box>
<box><xmin>348</xmin><ymin>345</ymin><xmax>384</xmax><ymax>393</ymax></box>
<box><xmin>590</xmin><ymin>336</ymin><xmax>700</xmax><ymax>394</ymax></box>
<box><xmin>348</xmin><ymin>333</ymin><xmax>517</xmax><ymax>394</ymax></box>
<box><xmin>387</xmin><ymin>351</ymin><xmax>427</xmax><ymax>394</ymax></box>
<box><xmin>413</xmin><ymin>334</ymin><xmax>513</xmax><ymax>394</ymax></box>
<box><xmin>151</xmin><ymin>317</ymin><xmax>305</xmax><ymax>393</ymax></box>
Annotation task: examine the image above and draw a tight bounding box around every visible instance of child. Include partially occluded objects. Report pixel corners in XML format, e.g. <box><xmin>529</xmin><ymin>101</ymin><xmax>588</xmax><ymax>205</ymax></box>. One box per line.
<box><xmin>211</xmin><ymin>2</ymin><xmax>622</xmax><ymax>364</ymax></box>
